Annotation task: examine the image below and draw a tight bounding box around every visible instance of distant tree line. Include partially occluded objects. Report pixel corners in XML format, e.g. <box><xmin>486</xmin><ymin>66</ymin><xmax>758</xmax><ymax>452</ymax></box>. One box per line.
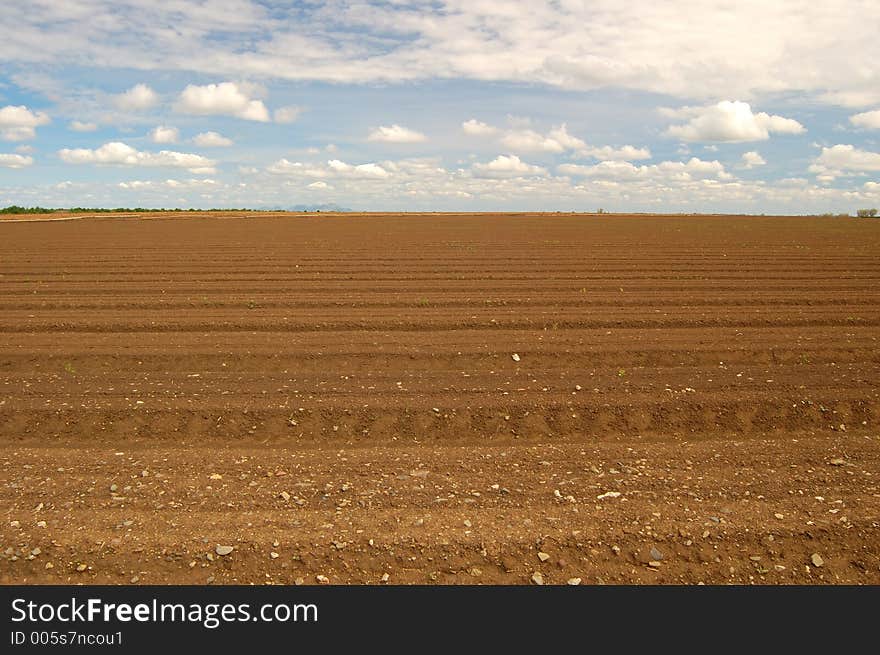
<box><xmin>0</xmin><ymin>206</ymin><xmax>59</xmax><ymax>214</ymax></box>
<box><xmin>815</xmin><ymin>209</ymin><xmax>879</xmax><ymax>218</ymax></box>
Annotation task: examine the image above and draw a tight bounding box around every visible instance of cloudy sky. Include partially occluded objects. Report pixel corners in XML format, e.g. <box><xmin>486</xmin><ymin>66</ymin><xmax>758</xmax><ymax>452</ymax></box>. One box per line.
<box><xmin>1</xmin><ymin>0</ymin><xmax>879</xmax><ymax>213</ymax></box>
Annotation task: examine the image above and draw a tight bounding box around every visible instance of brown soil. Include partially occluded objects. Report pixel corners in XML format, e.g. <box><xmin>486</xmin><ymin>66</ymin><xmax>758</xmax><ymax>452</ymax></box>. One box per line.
<box><xmin>1</xmin><ymin>212</ymin><xmax>878</xmax><ymax>585</ymax></box>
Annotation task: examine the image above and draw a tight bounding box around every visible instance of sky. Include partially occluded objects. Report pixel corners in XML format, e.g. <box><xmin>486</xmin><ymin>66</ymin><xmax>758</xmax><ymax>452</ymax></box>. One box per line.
<box><xmin>1</xmin><ymin>0</ymin><xmax>880</xmax><ymax>213</ymax></box>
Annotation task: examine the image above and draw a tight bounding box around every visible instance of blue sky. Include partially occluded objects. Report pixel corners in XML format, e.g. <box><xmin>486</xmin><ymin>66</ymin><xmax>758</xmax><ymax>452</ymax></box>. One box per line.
<box><xmin>1</xmin><ymin>1</ymin><xmax>879</xmax><ymax>213</ymax></box>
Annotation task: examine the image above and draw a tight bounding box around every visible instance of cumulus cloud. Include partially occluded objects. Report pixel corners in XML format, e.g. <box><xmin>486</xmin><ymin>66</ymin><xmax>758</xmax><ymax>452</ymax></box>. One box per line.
<box><xmin>491</xmin><ymin>124</ymin><xmax>583</xmax><ymax>153</ymax></box>
<box><xmin>664</xmin><ymin>101</ymin><xmax>805</xmax><ymax>142</ymax></box>
<box><xmin>810</xmin><ymin>144</ymin><xmax>880</xmax><ymax>181</ymax></box>
<box><xmin>3</xmin><ymin>3</ymin><xmax>880</xmax><ymax>108</ymax></box>
<box><xmin>58</xmin><ymin>141</ymin><xmax>216</xmax><ymax>173</ymax></box>
<box><xmin>471</xmin><ymin>154</ymin><xmax>547</xmax><ymax>178</ymax></box>
<box><xmin>113</xmin><ymin>84</ymin><xmax>158</xmax><ymax>111</ymax></box>
<box><xmin>580</xmin><ymin>144</ymin><xmax>652</xmax><ymax>161</ymax></box>
<box><xmin>741</xmin><ymin>151</ymin><xmax>766</xmax><ymax>168</ymax></box>
<box><xmin>266</xmin><ymin>159</ymin><xmax>324</xmax><ymax>177</ymax></box>
<box><xmin>192</xmin><ymin>131</ymin><xmax>233</xmax><ymax>147</ymax></box>
<box><xmin>381</xmin><ymin>158</ymin><xmax>448</xmax><ymax>178</ymax></box>
<box><xmin>850</xmin><ymin>110</ymin><xmax>880</xmax><ymax>129</ymax></box>
<box><xmin>175</xmin><ymin>82</ymin><xmax>270</xmax><ymax>121</ymax></box>
<box><xmin>559</xmin><ymin>160</ymin><xmax>636</xmax><ymax>179</ymax></box>
<box><xmin>501</xmin><ymin>129</ymin><xmax>567</xmax><ymax>153</ymax></box>
<box><xmin>255</xmin><ymin>153</ymin><xmax>757</xmax><ymax>212</ymax></box>
<box><xmin>1</xmin><ymin>128</ymin><xmax>37</xmax><ymax>141</ymax></box>
<box><xmin>367</xmin><ymin>124</ymin><xmax>427</xmax><ymax>143</ymax></box>
<box><xmin>0</xmin><ymin>153</ymin><xmax>33</xmax><ymax>168</ymax></box>
<box><xmin>547</xmin><ymin>125</ymin><xmax>588</xmax><ymax>151</ymax></box>
<box><xmin>558</xmin><ymin>157</ymin><xmax>730</xmax><ymax>181</ymax></box>
<box><xmin>462</xmin><ymin>119</ymin><xmax>498</xmax><ymax>136</ymax></box>
<box><xmin>118</xmin><ymin>178</ymin><xmax>217</xmax><ymax>190</ymax></box>
<box><xmin>327</xmin><ymin>159</ymin><xmax>391</xmax><ymax>177</ymax></box>
<box><xmin>69</xmin><ymin>120</ymin><xmax>98</xmax><ymax>132</ymax></box>
<box><xmin>267</xmin><ymin>158</ymin><xmax>391</xmax><ymax>179</ymax></box>
<box><xmin>468</xmin><ymin>120</ymin><xmax>649</xmax><ymax>160</ymax></box>
<box><xmin>0</xmin><ymin>105</ymin><xmax>50</xmax><ymax>141</ymax></box>
<box><xmin>150</xmin><ymin>126</ymin><xmax>179</xmax><ymax>144</ymax></box>
<box><xmin>660</xmin><ymin>158</ymin><xmax>730</xmax><ymax>177</ymax></box>
<box><xmin>274</xmin><ymin>106</ymin><xmax>301</xmax><ymax>124</ymax></box>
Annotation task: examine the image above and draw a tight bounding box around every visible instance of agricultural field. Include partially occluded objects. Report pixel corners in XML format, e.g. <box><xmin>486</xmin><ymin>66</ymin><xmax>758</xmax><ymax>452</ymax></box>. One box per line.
<box><xmin>0</xmin><ymin>212</ymin><xmax>878</xmax><ymax>584</ymax></box>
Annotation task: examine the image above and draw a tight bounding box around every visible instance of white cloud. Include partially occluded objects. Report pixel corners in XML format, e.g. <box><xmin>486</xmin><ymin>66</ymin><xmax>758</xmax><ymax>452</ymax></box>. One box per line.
<box><xmin>192</xmin><ymin>131</ymin><xmax>233</xmax><ymax>147</ymax></box>
<box><xmin>308</xmin><ymin>181</ymin><xmax>331</xmax><ymax>190</ymax></box>
<box><xmin>175</xmin><ymin>82</ymin><xmax>270</xmax><ymax>121</ymax></box>
<box><xmin>254</xmin><ymin>153</ymin><xmax>770</xmax><ymax>212</ymax></box>
<box><xmin>69</xmin><ymin>120</ymin><xmax>97</xmax><ymax>132</ymax></box>
<box><xmin>501</xmin><ymin>129</ymin><xmax>566</xmax><ymax>153</ymax></box>
<box><xmin>10</xmin><ymin>147</ymin><xmax>880</xmax><ymax>214</ymax></box>
<box><xmin>659</xmin><ymin>158</ymin><xmax>729</xmax><ymax>176</ymax></box>
<box><xmin>462</xmin><ymin>119</ymin><xmax>498</xmax><ymax>136</ymax></box>
<box><xmin>664</xmin><ymin>101</ymin><xmax>805</xmax><ymax>142</ymax></box>
<box><xmin>328</xmin><ymin>159</ymin><xmax>391</xmax><ymax>177</ymax></box>
<box><xmin>380</xmin><ymin>158</ymin><xmax>448</xmax><ymax>178</ymax></box>
<box><xmin>496</xmin><ymin>124</ymin><xmax>587</xmax><ymax>153</ymax></box>
<box><xmin>367</xmin><ymin>124</ymin><xmax>426</xmax><ymax>143</ymax></box>
<box><xmin>474</xmin><ymin>121</ymin><xmax>649</xmax><ymax>160</ymax></box>
<box><xmin>0</xmin><ymin>105</ymin><xmax>50</xmax><ymax>141</ymax></box>
<box><xmin>3</xmin><ymin>3</ymin><xmax>880</xmax><ymax>107</ymax></box>
<box><xmin>759</xmin><ymin>114</ymin><xmax>807</xmax><ymax>135</ymax></box>
<box><xmin>274</xmin><ymin>106</ymin><xmax>301</xmax><ymax>124</ymax></box>
<box><xmin>113</xmin><ymin>84</ymin><xmax>158</xmax><ymax>111</ymax></box>
<box><xmin>471</xmin><ymin>154</ymin><xmax>547</xmax><ymax>178</ymax></box>
<box><xmin>559</xmin><ymin>160</ymin><xmax>639</xmax><ymax>179</ymax></box>
<box><xmin>741</xmin><ymin>151</ymin><xmax>766</xmax><ymax>168</ymax></box>
<box><xmin>547</xmin><ymin>125</ymin><xmax>588</xmax><ymax>151</ymax></box>
<box><xmin>850</xmin><ymin>110</ymin><xmax>880</xmax><ymax>130</ymax></box>
<box><xmin>811</xmin><ymin>145</ymin><xmax>880</xmax><ymax>179</ymax></box>
<box><xmin>58</xmin><ymin>141</ymin><xmax>216</xmax><ymax>173</ymax></box>
<box><xmin>118</xmin><ymin>178</ymin><xmax>217</xmax><ymax>190</ymax></box>
<box><xmin>1</xmin><ymin>128</ymin><xmax>36</xmax><ymax>141</ymax></box>
<box><xmin>580</xmin><ymin>144</ymin><xmax>652</xmax><ymax>161</ymax></box>
<box><xmin>267</xmin><ymin>158</ymin><xmax>391</xmax><ymax>179</ymax></box>
<box><xmin>0</xmin><ymin>153</ymin><xmax>33</xmax><ymax>168</ymax></box>
<box><xmin>265</xmin><ymin>159</ymin><xmax>320</xmax><ymax>176</ymax></box>
<box><xmin>559</xmin><ymin>157</ymin><xmax>729</xmax><ymax>181</ymax></box>
<box><xmin>150</xmin><ymin>126</ymin><xmax>179</xmax><ymax>144</ymax></box>
<box><xmin>820</xmin><ymin>90</ymin><xmax>880</xmax><ymax>108</ymax></box>
<box><xmin>15</xmin><ymin>144</ymin><xmax>34</xmax><ymax>154</ymax></box>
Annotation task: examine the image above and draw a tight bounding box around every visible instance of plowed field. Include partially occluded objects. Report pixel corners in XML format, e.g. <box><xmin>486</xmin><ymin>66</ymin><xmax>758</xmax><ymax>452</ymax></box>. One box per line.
<box><xmin>1</xmin><ymin>212</ymin><xmax>878</xmax><ymax>584</ymax></box>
